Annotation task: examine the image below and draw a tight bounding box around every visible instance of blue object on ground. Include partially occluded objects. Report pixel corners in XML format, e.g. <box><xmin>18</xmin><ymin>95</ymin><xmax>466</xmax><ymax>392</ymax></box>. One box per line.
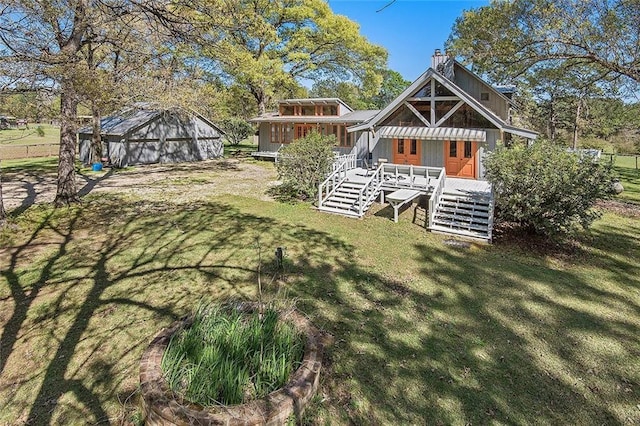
<box><xmin>92</xmin><ymin>163</ymin><xmax>103</xmax><ymax>172</ymax></box>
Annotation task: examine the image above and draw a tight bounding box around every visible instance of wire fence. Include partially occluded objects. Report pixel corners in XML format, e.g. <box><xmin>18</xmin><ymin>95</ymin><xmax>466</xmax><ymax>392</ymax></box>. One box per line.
<box><xmin>602</xmin><ymin>153</ymin><xmax>640</xmax><ymax>170</ymax></box>
<box><xmin>0</xmin><ymin>143</ymin><xmax>59</xmax><ymax>160</ymax></box>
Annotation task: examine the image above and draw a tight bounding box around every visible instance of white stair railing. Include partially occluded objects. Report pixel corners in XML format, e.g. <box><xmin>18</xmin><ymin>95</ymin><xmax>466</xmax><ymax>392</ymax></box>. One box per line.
<box><xmin>318</xmin><ymin>159</ymin><xmax>349</xmax><ymax>207</ymax></box>
<box><xmin>428</xmin><ymin>168</ymin><xmax>446</xmax><ymax>229</ymax></box>
<box><xmin>357</xmin><ymin>163</ymin><xmax>385</xmax><ymax>216</ymax></box>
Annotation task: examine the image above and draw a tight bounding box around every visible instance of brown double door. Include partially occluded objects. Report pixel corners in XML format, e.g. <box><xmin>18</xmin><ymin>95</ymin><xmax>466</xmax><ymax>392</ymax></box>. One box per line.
<box><xmin>295</xmin><ymin>124</ymin><xmax>316</xmax><ymax>139</ymax></box>
<box><xmin>392</xmin><ymin>138</ymin><xmax>421</xmax><ymax>165</ymax></box>
<box><xmin>445</xmin><ymin>140</ymin><xmax>477</xmax><ymax>179</ymax></box>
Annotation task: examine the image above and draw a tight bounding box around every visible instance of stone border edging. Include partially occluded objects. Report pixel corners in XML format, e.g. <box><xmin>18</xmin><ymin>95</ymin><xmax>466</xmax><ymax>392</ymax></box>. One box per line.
<box><xmin>139</xmin><ymin>306</ymin><xmax>324</xmax><ymax>425</ymax></box>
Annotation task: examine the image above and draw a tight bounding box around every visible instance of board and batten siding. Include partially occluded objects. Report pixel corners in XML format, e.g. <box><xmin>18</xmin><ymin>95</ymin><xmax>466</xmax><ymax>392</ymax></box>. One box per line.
<box><xmin>477</xmin><ymin>129</ymin><xmax>501</xmax><ymax>179</ymax></box>
<box><xmin>453</xmin><ymin>65</ymin><xmax>509</xmax><ymax>121</ymax></box>
<box><xmin>371</xmin><ymin>138</ymin><xmax>444</xmax><ymax>168</ymax></box>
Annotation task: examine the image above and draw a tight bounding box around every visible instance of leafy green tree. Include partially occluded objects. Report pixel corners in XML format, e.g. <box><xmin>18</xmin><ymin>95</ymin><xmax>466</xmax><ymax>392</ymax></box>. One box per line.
<box><xmin>310</xmin><ymin>80</ymin><xmax>371</xmax><ymax>110</ymax></box>
<box><xmin>0</xmin><ymin>1</ymin><xmax>200</xmax><ymax>205</ymax></box>
<box><xmin>447</xmin><ymin>0</ymin><xmax>640</xmax><ymax>84</ymax></box>
<box><xmin>369</xmin><ymin>69</ymin><xmax>411</xmax><ymax>109</ymax></box>
<box><xmin>275</xmin><ymin>132</ymin><xmax>335</xmax><ymax>200</ymax></box>
<box><xmin>311</xmin><ymin>69</ymin><xmax>410</xmax><ymax>110</ymax></box>
<box><xmin>200</xmin><ymin>0</ymin><xmax>388</xmax><ymax>114</ymax></box>
<box><xmin>484</xmin><ymin>140</ymin><xmax>615</xmax><ymax>238</ymax></box>
<box><xmin>219</xmin><ymin>118</ymin><xmax>254</xmax><ymax>146</ymax></box>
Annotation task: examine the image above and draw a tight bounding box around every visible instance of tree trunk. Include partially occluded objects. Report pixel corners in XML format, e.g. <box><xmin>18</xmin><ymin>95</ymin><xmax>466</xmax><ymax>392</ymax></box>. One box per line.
<box><xmin>548</xmin><ymin>99</ymin><xmax>557</xmax><ymax>140</ymax></box>
<box><xmin>91</xmin><ymin>101</ymin><xmax>102</xmax><ymax>164</ymax></box>
<box><xmin>572</xmin><ymin>100</ymin><xmax>581</xmax><ymax>150</ymax></box>
<box><xmin>0</xmin><ymin>161</ymin><xmax>6</xmax><ymax>226</ymax></box>
<box><xmin>54</xmin><ymin>78</ymin><xmax>80</xmax><ymax>206</ymax></box>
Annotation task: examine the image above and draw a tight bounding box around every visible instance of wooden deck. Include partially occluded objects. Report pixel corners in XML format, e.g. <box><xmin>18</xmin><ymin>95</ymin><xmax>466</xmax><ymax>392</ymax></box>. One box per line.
<box><xmin>444</xmin><ymin>177</ymin><xmax>492</xmax><ymax>197</ymax></box>
<box><xmin>343</xmin><ymin>167</ymin><xmax>491</xmax><ymax>196</ymax></box>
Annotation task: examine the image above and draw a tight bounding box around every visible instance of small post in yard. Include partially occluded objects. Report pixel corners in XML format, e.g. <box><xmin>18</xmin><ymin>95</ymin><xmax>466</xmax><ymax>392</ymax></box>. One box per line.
<box><xmin>275</xmin><ymin>247</ymin><xmax>284</xmax><ymax>270</ymax></box>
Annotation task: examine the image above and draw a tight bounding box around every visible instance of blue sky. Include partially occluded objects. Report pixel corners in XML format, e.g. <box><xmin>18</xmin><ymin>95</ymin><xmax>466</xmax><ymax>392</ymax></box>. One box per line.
<box><xmin>328</xmin><ymin>0</ymin><xmax>489</xmax><ymax>81</ymax></box>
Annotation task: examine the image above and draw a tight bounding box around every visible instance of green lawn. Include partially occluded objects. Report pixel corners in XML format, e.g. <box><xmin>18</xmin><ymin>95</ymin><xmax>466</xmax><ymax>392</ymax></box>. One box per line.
<box><xmin>0</xmin><ymin>123</ymin><xmax>60</xmax><ymax>145</ymax></box>
<box><xmin>223</xmin><ymin>139</ymin><xmax>258</xmax><ymax>157</ymax></box>
<box><xmin>614</xmin><ymin>159</ymin><xmax>640</xmax><ymax>204</ymax></box>
<box><xmin>0</xmin><ymin>161</ymin><xmax>638</xmax><ymax>425</ymax></box>
<box><xmin>1</xmin><ymin>156</ymin><xmax>60</xmax><ymax>174</ymax></box>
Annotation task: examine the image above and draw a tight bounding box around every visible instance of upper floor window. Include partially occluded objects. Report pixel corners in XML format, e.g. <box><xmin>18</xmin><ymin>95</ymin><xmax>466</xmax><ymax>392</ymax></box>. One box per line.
<box><xmin>480</xmin><ymin>92</ymin><xmax>490</xmax><ymax>101</ymax></box>
<box><xmin>279</xmin><ymin>103</ymin><xmax>339</xmax><ymax>116</ymax></box>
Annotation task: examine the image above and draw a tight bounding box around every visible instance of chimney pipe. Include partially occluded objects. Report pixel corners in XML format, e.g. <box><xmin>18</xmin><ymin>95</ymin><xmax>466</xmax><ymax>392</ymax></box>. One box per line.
<box><xmin>432</xmin><ymin>48</ymin><xmax>447</xmax><ymax>69</ymax></box>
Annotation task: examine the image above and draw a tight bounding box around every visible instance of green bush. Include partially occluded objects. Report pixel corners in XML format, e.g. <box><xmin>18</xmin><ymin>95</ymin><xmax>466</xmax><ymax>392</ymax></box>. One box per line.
<box><xmin>275</xmin><ymin>132</ymin><xmax>336</xmax><ymax>200</ymax></box>
<box><xmin>219</xmin><ymin>118</ymin><xmax>254</xmax><ymax>146</ymax></box>
<box><xmin>484</xmin><ymin>140</ymin><xmax>615</xmax><ymax>238</ymax></box>
<box><xmin>161</xmin><ymin>303</ymin><xmax>305</xmax><ymax>406</ymax></box>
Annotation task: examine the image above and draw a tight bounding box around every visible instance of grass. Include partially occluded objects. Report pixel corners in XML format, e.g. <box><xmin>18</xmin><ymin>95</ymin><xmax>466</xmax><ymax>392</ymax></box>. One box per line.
<box><xmin>223</xmin><ymin>139</ymin><xmax>258</xmax><ymax>157</ymax></box>
<box><xmin>0</xmin><ymin>123</ymin><xmax>60</xmax><ymax>145</ymax></box>
<box><xmin>0</xmin><ymin>159</ymin><xmax>639</xmax><ymax>424</ymax></box>
<box><xmin>162</xmin><ymin>303</ymin><xmax>304</xmax><ymax>406</ymax></box>
<box><xmin>0</xmin><ymin>156</ymin><xmax>60</xmax><ymax>174</ymax></box>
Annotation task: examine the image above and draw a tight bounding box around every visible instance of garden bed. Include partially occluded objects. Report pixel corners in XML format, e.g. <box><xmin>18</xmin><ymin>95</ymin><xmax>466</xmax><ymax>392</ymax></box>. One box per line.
<box><xmin>139</xmin><ymin>303</ymin><xmax>324</xmax><ymax>425</ymax></box>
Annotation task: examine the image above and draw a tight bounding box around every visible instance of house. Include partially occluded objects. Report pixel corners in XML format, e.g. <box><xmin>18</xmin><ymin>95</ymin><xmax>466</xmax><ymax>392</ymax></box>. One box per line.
<box><xmin>250</xmin><ymin>98</ymin><xmax>376</xmax><ymax>160</ymax></box>
<box><xmin>78</xmin><ymin>104</ymin><xmax>224</xmax><ymax>167</ymax></box>
<box><xmin>251</xmin><ymin>50</ymin><xmax>538</xmax><ymax>242</ymax></box>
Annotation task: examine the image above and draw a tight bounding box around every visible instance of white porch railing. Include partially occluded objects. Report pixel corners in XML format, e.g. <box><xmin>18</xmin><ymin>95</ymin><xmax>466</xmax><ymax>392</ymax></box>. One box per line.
<box><xmin>332</xmin><ymin>153</ymin><xmax>357</xmax><ymax>171</ymax></box>
<box><xmin>381</xmin><ymin>164</ymin><xmax>442</xmax><ymax>191</ymax></box>
<box><xmin>428</xmin><ymin>167</ymin><xmax>446</xmax><ymax>229</ymax></box>
<box><xmin>273</xmin><ymin>144</ymin><xmax>285</xmax><ymax>163</ymax></box>
<box><xmin>357</xmin><ymin>163</ymin><xmax>385</xmax><ymax>216</ymax></box>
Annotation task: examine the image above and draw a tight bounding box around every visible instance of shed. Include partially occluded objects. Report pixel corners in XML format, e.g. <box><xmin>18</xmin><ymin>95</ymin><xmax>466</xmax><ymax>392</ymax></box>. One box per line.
<box><xmin>78</xmin><ymin>104</ymin><xmax>224</xmax><ymax>167</ymax></box>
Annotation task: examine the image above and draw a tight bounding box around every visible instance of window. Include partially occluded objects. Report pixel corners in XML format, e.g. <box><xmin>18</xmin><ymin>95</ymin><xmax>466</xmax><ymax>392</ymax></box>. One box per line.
<box><xmin>322</xmin><ymin>105</ymin><xmax>338</xmax><ymax>116</ymax></box>
<box><xmin>302</xmin><ymin>105</ymin><xmax>315</xmax><ymax>116</ymax></box>
<box><xmin>280</xmin><ymin>105</ymin><xmax>295</xmax><ymax>115</ymax></box>
<box><xmin>270</xmin><ymin>124</ymin><xmax>290</xmax><ymax>143</ymax></box>
<box><xmin>449</xmin><ymin>140</ymin><xmax>457</xmax><ymax>157</ymax></box>
<box><xmin>410</xmin><ymin>139</ymin><xmax>417</xmax><ymax>155</ymax></box>
<box><xmin>398</xmin><ymin>139</ymin><xmax>405</xmax><ymax>154</ymax></box>
<box><xmin>464</xmin><ymin>141</ymin><xmax>472</xmax><ymax>158</ymax></box>
<box><xmin>480</xmin><ymin>92</ymin><xmax>490</xmax><ymax>101</ymax></box>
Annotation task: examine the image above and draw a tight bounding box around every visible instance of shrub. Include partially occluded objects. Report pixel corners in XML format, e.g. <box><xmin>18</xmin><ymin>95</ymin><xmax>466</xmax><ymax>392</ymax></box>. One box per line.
<box><xmin>484</xmin><ymin>140</ymin><xmax>615</xmax><ymax>238</ymax></box>
<box><xmin>161</xmin><ymin>303</ymin><xmax>305</xmax><ymax>406</ymax></box>
<box><xmin>275</xmin><ymin>132</ymin><xmax>336</xmax><ymax>200</ymax></box>
<box><xmin>219</xmin><ymin>118</ymin><xmax>254</xmax><ymax>146</ymax></box>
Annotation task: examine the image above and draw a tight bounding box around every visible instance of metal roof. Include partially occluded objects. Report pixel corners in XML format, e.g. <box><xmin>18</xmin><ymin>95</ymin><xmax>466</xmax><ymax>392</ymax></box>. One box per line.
<box><xmin>249</xmin><ymin>109</ymin><xmax>379</xmax><ymax>124</ymax></box>
<box><xmin>278</xmin><ymin>97</ymin><xmax>353</xmax><ymax>111</ymax></box>
<box><xmin>378</xmin><ymin>126</ymin><xmax>487</xmax><ymax>142</ymax></box>
<box><xmin>78</xmin><ymin>105</ymin><xmax>222</xmax><ymax>137</ymax></box>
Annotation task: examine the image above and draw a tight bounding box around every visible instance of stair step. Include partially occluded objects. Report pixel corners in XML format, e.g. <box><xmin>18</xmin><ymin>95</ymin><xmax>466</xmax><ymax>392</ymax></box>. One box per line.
<box><xmin>440</xmin><ymin>194</ymin><xmax>492</xmax><ymax>204</ymax></box>
<box><xmin>336</xmin><ymin>187</ymin><xmax>363</xmax><ymax>195</ymax></box>
<box><xmin>331</xmin><ymin>193</ymin><xmax>359</xmax><ymax>202</ymax></box>
<box><xmin>432</xmin><ymin>217</ymin><xmax>490</xmax><ymax>233</ymax></box>
<box><xmin>437</xmin><ymin>206</ymin><xmax>490</xmax><ymax>218</ymax></box>
<box><xmin>342</xmin><ymin>182</ymin><xmax>366</xmax><ymax>189</ymax></box>
<box><xmin>324</xmin><ymin>200</ymin><xmax>357</xmax><ymax>209</ymax></box>
<box><xmin>434</xmin><ymin>214</ymin><xmax>490</xmax><ymax>225</ymax></box>
<box><xmin>317</xmin><ymin>205</ymin><xmax>362</xmax><ymax>218</ymax></box>
<box><xmin>438</xmin><ymin>199</ymin><xmax>490</xmax><ymax>210</ymax></box>
<box><xmin>430</xmin><ymin>224</ymin><xmax>490</xmax><ymax>242</ymax></box>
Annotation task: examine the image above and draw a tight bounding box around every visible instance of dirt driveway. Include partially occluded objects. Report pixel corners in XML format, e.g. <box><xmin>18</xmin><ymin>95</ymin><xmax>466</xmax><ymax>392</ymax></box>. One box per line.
<box><xmin>2</xmin><ymin>158</ymin><xmax>279</xmax><ymax>214</ymax></box>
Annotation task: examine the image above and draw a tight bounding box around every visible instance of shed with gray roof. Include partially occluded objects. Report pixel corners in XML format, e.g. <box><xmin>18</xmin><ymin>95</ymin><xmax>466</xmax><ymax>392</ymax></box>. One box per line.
<box><xmin>78</xmin><ymin>104</ymin><xmax>224</xmax><ymax>167</ymax></box>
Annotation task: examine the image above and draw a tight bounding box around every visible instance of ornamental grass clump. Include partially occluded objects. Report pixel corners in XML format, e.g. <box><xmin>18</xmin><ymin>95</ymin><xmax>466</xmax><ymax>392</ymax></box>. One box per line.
<box><xmin>161</xmin><ymin>303</ymin><xmax>305</xmax><ymax>406</ymax></box>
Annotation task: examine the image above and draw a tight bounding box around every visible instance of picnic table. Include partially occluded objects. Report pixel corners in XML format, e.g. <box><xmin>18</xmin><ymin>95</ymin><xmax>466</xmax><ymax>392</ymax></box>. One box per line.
<box><xmin>386</xmin><ymin>189</ymin><xmax>422</xmax><ymax>223</ymax></box>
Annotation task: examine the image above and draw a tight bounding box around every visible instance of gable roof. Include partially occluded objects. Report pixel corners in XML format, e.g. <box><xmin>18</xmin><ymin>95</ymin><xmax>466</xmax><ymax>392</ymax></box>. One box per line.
<box><xmin>78</xmin><ymin>103</ymin><xmax>223</xmax><ymax>137</ymax></box>
<box><xmin>278</xmin><ymin>97</ymin><xmax>353</xmax><ymax>113</ymax></box>
<box><xmin>348</xmin><ymin>66</ymin><xmax>537</xmax><ymax>140</ymax></box>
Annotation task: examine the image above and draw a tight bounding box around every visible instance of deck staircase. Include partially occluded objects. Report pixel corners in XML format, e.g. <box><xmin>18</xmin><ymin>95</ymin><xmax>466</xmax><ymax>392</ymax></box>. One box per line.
<box><xmin>318</xmin><ymin>180</ymin><xmax>380</xmax><ymax>217</ymax></box>
<box><xmin>430</xmin><ymin>190</ymin><xmax>493</xmax><ymax>242</ymax></box>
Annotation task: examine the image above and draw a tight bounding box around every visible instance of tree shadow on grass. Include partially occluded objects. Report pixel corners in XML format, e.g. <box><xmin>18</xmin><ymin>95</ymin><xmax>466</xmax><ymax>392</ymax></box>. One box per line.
<box><xmin>292</xmin><ymin>234</ymin><xmax>640</xmax><ymax>424</ymax></box>
<box><xmin>1</xmin><ymin>196</ymin><xmax>639</xmax><ymax>424</ymax></box>
<box><xmin>0</xmin><ymin>196</ymin><xmax>350</xmax><ymax>424</ymax></box>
